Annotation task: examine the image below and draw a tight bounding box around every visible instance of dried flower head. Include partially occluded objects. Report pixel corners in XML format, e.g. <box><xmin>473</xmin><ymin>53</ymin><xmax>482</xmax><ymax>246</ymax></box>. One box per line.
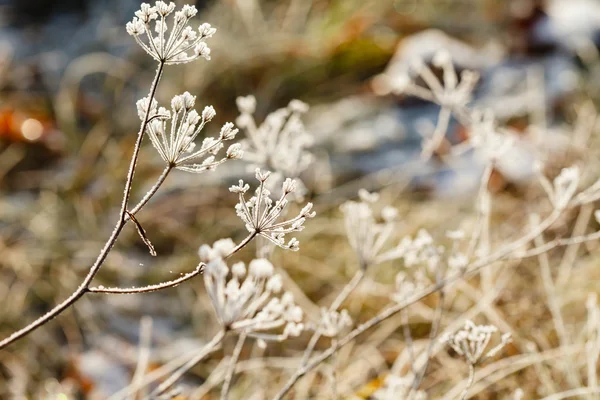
<box><xmin>341</xmin><ymin>190</ymin><xmax>399</xmax><ymax>268</ymax></box>
<box><xmin>203</xmin><ymin>258</ymin><xmax>304</xmax><ymax>341</ymax></box>
<box><xmin>235</xmin><ymin>95</ymin><xmax>314</xmax><ymax>181</ymax></box>
<box><xmin>138</xmin><ymin>92</ymin><xmax>240</xmax><ymax>173</ymax></box>
<box><xmin>440</xmin><ymin>320</ymin><xmax>511</xmax><ymax>365</ymax></box>
<box><xmin>318</xmin><ymin>308</ymin><xmax>352</xmax><ymax>338</ymax></box>
<box><xmin>127</xmin><ymin>2</ymin><xmax>216</xmax><ymax>64</ymax></box>
<box><xmin>230</xmin><ymin>169</ymin><xmax>315</xmax><ymax>251</ymax></box>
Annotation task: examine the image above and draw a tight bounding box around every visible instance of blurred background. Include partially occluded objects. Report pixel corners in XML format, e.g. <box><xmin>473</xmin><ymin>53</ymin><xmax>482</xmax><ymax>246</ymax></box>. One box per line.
<box><xmin>1</xmin><ymin>0</ymin><xmax>600</xmax><ymax>398</ymax></box>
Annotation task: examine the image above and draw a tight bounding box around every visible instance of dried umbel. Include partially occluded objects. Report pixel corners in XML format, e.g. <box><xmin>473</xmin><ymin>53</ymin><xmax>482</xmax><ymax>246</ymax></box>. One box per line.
<box><xmin>203</xmin><ymin>257</ymin><xmax>304</xmax><ymax>342</ymax></box>
<box><xmin>318</xmin><ymin>308</ymin><xmax>352</xmax><ymax>338</ymax></box>
<box><xmin>126</xmin><ymin>2</ymin><xmax>215</xmax><ymax>64</ymax></box>
<box><xmin>230</xmin><ymin>169</ymin><xmax>316</xmax><ymax>251</ymax></box>
<box><xmin>138</xmin><ymin>92</ymin><xmax>241</xmax><ymax>173</ymax></box>
<box><xmin>235</xmin><ymin>95</ymin><xmax>314</xmax><ymax>181</ymax></box>
<box><xmin>341</xmin><ymin>189</ymin><xmax>399</xmax><ymax>268</ymax></box>
<box><xmin>440</xmin><ymin>320</ymin><xmax>511</xmax><ymax>366</ymax></box>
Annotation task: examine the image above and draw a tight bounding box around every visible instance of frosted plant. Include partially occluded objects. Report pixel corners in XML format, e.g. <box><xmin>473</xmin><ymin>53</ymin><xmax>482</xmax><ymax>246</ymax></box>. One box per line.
<box><xmin>468</xmin><ymin>108</ymin><xmax>515</xmax><ymax>161</ymax></box>
<box><xmin>318</xmin><ymin>308</ymin><xmax>352</xmax><ymax>338</ymax></box>
<box><xmin>378</xmin><ymin>229</ymin><xmax>444</xmax><ymax>271</ymax></box>
<box><xmin>126</xmin><ymin>2</ymin><xmax>215</xmax><ymax>64</ymax></box>
<box><xmin>388</xmin><ymin>51</ymin><xmax>479</xmax><ymax>159</ymax></box>
<box><xmin>441</xmin><ymin>320</ymin><xmax>511</xmax><ymax>366</ymax></box>
<box><xmin>230</xmin><ymin>169</ymin><xmax>316</xmax><ymax>251</ymax></box>
<box><xmin>203</xmin><ymin>257</ymin><xmax>304</xmax><ymax>342</ymax></box>
<box><xmin>139</xmin><ymin>92</ymin><xmax>241</xmax><ymax>172</ymax></box>
<box><xmin>373</xmin><ymin>373</ymin><xmax>427</xmax><ymax>400</ymax></box>
<box><xmin>235</xmin><ymin>95</ymin><xmax>314</xmax><ymax>189</ymax></box>
<box><xmin>538</xmin><ymin>165</ymin><xmax>581</xmax><ymax>210</ymax></box>
<box><xmin>391</xmin><ymin>271</ymin><xmax>429</xmax><ymax>304</ymax></box>
<box><xmin>341</xmin><ymin>189</ymin><xmax>399</xmax><ymax>268</ymax></box>
<box><xmin>441</xmin><ymin>320</ymin><xmax>511</xmax><ymax>400</ymax></box>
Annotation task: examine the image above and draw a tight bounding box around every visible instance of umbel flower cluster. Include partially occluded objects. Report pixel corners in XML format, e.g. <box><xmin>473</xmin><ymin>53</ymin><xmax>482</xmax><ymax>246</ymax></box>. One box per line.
<box><xmin>138</xmin><ymin>92</ymin><xmax>241</xmax><ymax>172</ymax></box>
<box><xmin>441</xmin><ymin>320</ymin><xmax>512</xmax><ymax>366</ymax></box>
<box><xmin>235</xmin><ymin>95</ymin><xmax>314</xmax><ymax>185</ymax></box>
<box><xmin>126</xmin><ymin>2</ymin><xmax>215</xmax><ymax>64</ymax></box>
<box><xmin>340</xmin><ymin>189</ymin><xmax>399</xmax><ymax>268</ymax></box>
<box><xmin>200</xmin><ymin>241</ymin><xmax>304</xmax><ymax>343</ymax></box>
<box><xmin>230</xmin><ymin>169</ymin><xmax>316</xmax><ymax>251</ymax></box>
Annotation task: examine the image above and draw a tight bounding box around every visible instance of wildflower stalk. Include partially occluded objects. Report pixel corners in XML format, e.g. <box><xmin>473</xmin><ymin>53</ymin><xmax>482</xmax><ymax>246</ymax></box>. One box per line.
<box><xmin>0</xmin><ymin>61</ymin><xmax>165</xmax><ymax>349</ymax></box>
<box><xmin>459</xmin><ymin>363</ymin><xmax>475</xmax><ymax>400</ymax></box>
<box><xmin>272</xmin><ymin>208</ymin><xmax>568</xmax><ymax>399</ymax></box>
<box><xmin>299</xmin><ymin>269</ymin><xmax>364</xmax><ymax>367</ymax></box>
<box><xmin>152</xmin><ymin>329</ymin><xmax>226</xmax><ymax>397</ymax></box>
<box><xmin>221</xmin><ymin>332</ymin><xmax>247</xmax><ymax>400</ymax></box>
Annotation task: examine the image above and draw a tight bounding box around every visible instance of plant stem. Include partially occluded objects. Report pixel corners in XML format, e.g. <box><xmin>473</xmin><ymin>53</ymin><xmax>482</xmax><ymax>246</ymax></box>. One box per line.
<box><xmin>299</xmin><ymin>269</ymin><xmax>364</xmax><ymax>367</ymax></box>
<box><xmin>221</xmin><ymin>332</ymin><xmax>247</xmax><ymax>400</ymax></box>
<box><xmin>0</xmin><ymin>62</ymin><xmax>165</xmax><ymax>349</ymax></box>
<box><xmin>152</xmin><ymin>330</ymin><xmax>225</xmax><ymax>397</ymax></box>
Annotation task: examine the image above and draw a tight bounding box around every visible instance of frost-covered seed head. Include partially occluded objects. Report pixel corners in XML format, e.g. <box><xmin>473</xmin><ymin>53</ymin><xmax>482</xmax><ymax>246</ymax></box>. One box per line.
<box><xmin>236</xmin><ymin>95</ymin><xmax>256</xmax><ymax>114</ymax></box>
<box><xmin>249</xmin><ymin>258</ymin><xmax>274</xmax><ymax>278</ymax></box>
<box><xmin>202</xmin><ymin>105</ymin><xmax>216</xmax><ymax>121</ymax></box>
<box><xmin>220</xmin><ymin>122</ymin><xmax>238</xmax><ymax>140</ymax></box>
<box><xmin>226</xmin><ymin>143</ymin><xmax>244</xmax><ymax>159</ymax></box>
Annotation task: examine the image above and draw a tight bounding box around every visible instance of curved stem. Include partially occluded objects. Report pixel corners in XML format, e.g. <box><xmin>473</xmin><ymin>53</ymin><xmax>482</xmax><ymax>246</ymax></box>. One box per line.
<box><xmin>226</xmin><ymin>232</ymin><xmax>258</xmax><ymax>259</ymax></box>
<box><xmin>0</xmin><ymin>61</ymin><xmax>165</xmax><ymax>350</ymax></box>
<box><xmin>87</xmin><ymin>263</ymin><xmax>203</xmax><ymax>294</ymax></box>
<box><xmin>272</xmin><ymin>210</ymin><xmax>565</xmax><ymax>399</ymax></box>
<box><xmin>127</xmin><ymin>164</ymin><xmax>172</xmax><ymax>218</ymax></box>
<box><xmin>459</xmin><ymin>363</ymin><xmax>475</xmax><ymax>400</ymax></box>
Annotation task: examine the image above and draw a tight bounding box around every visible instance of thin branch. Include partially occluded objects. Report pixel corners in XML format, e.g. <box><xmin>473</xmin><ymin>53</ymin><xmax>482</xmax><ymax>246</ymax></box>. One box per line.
<box><xmin>87</xmin><ymin>263</ymin><xmax>204</xmax><ymax>294</ymax></box>
<box><xmin>221</xmin><ymin>332</ymin><xmax>247</xmax><ymax>400</ymax></box>
<box><xmin>272</xmin><ymin>209</ymin><xmax>566</xmax><ymax>399</ymax></box>
<box><xmin>0</xmin><ymin>61</ymin><xmax>165</xmax><ymax>350</ymax></box>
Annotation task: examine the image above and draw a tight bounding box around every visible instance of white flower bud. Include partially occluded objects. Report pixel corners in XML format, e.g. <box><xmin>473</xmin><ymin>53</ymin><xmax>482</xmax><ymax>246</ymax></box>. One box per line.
<box><xmin>181</xmin><ymin>4</ymin><xmax>197</xmax><ymax>18</ymax></box>
<box><xmin>288</xmin><ymin>99</ymin><xmax>309</xmax><ymax>113</ymax></box>
<box><xmin>181</xmin><ymin>91</ymin><xmax>195</xmax><ymax>110</ymax></box>
<box><xmin>226</xmin><ymin>143</ymin><xmax>244</xmax><ymax>159</ymax></box>
<box><xmin>126</xmin><ymin>17</ymin><xmax>145</xmax><ymax>36</ymax></box>
<box><xmin>231</xmin><ymin>262</ymin><xmax>246</xmax><ymax>277</ymax></box>
<box><xmin>266</xmin><ymin>275</ymin><xmax>283</xmax><ymax>293</ymax></box>
<box><xmin>198</xmin><ymin>22</ymin><xmax>217</xmax><ymax>38</ymax></box>
<box><xmin>202</xmin><ymin>105</ymin><xmax>216</xmax><ymax>121</ymax></box>
<box><xmin>249</xmin><ymin>258</ymin><xmax>274</xmax><ymax>278</ymax></box>
<box><xmin>194</xmin><ymin>42</ymin><xmax>211</xmax><ymax>60</ymax></box>
<box><xmin>212</xmin><ymin>238</ymin><xmax>236</xmax><ymax>257</ymax></box>
<box><xmin>220</xmin><ymin>122</ymin><xmax>238</xmax><ymax>140</ymax></box>
<box><xmin>282</xmin><ymin>178</ymin><xmax>297</xmax><ymax>194</ymax></box>
<box><xmin>155</xmin><ymin>1</ymin><xmax>175</xmax><ymax>16</ymax></box>
<box><xmin>236</xmin><ymin>95</ymin><xmax>257</xmax><ymax>114</ymax></box>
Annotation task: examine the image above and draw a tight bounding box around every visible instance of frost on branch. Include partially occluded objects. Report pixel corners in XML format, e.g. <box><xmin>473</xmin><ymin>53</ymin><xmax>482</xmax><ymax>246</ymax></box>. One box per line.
<box><xmin>235</xmin><ymin>95</ymin><xmax>314</xmax><ymax>196</ymax></box>
<box><xmin>203</xmin><ymin>256</ymin><xmax>304</xmax><ymax>343</ymax></box>
<box><xmin>230</xmin><ymin>169</ymin><xmax>315</xmax><ymax>251</ymax></box>
<box><xmin>126</xmin><ymin>2</ymin><xmax>215</xmax><ymax>64</ymax></box>
<box><xmin>138</xmin><ymin>92</ymin><xmax>240</xmax><ymax>173</ymax></box>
